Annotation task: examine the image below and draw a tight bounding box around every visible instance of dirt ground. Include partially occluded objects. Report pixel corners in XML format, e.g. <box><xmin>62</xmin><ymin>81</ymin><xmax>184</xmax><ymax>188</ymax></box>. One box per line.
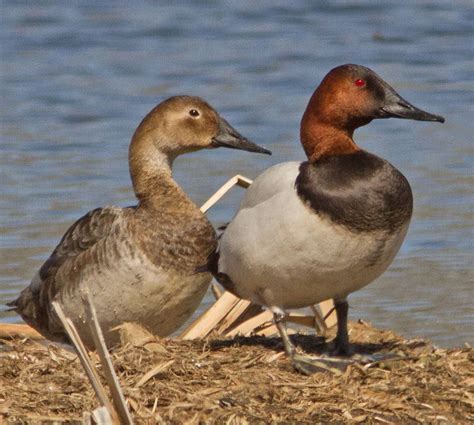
<box><xmin>1</xmin><ymin>320</ymin><xmax>472</xmax><ymax>424</ymax></box>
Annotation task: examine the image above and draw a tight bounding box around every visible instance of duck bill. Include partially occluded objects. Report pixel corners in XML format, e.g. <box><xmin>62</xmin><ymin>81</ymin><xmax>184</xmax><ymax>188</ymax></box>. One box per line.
<box><xmin>378</xmin><ymin>85</ymin><xmax>445</xmax><ymax>123</ymax></box>
<box><xmin>211</xmin><ymin>117</ymin><xmax>271</xmax><ymax>155</ymax></box>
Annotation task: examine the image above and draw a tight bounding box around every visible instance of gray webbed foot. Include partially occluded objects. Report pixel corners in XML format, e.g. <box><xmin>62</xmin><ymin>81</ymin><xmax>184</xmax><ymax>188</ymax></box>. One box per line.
<box><xmin>291</xmin><ymin>354</ymin><xmax>354</xmax><ymax>375</ymax></box>
<box><xmin>271</xmin><ymin>301</ymin><xmax>405</xmax><ymax>375</ymax></box>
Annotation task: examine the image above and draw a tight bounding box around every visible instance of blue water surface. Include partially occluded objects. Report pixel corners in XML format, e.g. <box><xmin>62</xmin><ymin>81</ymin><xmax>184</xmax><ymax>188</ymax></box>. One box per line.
<box><xmin>1</xmin><ymin>1</ymin><xmax>473</xmax><ymax>347</ymax></box>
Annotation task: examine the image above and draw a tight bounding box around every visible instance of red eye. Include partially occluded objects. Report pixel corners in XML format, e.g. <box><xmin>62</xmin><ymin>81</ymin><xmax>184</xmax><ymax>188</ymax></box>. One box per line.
<box><xmin>355</xmin><ymin>79</ymin><xmax>366</xmax><ymax>87</ymax></box>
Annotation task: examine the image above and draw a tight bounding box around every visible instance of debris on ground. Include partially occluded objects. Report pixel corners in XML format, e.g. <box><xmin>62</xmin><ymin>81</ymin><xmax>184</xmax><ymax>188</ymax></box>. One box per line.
<box><xmin>1</xmin><ymin>321</ymin><xmax>472</xmax><ymax>424</ymax></box>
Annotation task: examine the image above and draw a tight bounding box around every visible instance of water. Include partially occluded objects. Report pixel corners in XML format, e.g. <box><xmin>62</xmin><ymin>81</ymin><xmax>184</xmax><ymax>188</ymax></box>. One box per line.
<box><xmin>1</xmin><ymin>1</ymin><xmax>473</xmax><ymax>347</ymax></box>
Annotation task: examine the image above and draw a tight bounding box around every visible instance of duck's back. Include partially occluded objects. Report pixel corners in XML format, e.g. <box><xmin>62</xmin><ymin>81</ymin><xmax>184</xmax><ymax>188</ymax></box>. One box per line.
<box><xmin>239</xmin><ymin>161</ymin><xmax>300</xmax><ymax>209</ymax></box>
<box><xmin>218</xmin><ymin>151</ymin><xmax>413</xmax><ymax>308</ymax></box>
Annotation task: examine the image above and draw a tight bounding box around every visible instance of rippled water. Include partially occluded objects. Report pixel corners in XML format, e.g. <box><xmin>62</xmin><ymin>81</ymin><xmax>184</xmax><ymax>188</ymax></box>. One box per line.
<box><xmin>1</xmin><ymin>1</ymin><xmax>473</xmax><ymax>347</ymax></box>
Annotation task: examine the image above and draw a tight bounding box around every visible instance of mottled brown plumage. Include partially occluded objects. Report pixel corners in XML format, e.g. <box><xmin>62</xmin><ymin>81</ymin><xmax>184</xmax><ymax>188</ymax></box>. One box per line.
<box><xmin>9</xmin><ymin>95</ymin><xmax>269</xmax><ymax>348</ymax></box>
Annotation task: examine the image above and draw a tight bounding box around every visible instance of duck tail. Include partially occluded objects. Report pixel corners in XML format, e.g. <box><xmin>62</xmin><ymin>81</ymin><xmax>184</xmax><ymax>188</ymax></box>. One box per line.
<box><xmin>5</xmin><ymin>297</ymin><xmax>18</xmax><ymax>311</ymax></box>
<box><xmin>6</xmin><ymin>287</ymin><xmax>35</xmax><ymax>318</ymax></box>
<box><xmin>195</xmin><ymin>248</ymin><xmax>220</xmax><ymax>274</ymax></box>
<box><xmin>200</xmin><ymin>248</ymin><xmax>237</xmax><ymax>295</ymax></box>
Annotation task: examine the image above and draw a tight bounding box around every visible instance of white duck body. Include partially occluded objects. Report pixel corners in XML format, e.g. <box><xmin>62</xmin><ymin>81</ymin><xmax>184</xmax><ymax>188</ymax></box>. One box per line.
<box><xmin>218</xmin><ymin>152</ymin><xmax>412</xmax><ymax>309</ymax></box>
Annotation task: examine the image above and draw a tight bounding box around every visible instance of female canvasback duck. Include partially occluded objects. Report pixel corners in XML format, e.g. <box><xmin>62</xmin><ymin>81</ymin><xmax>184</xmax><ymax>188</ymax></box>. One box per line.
<box><xmin>8</xmin><ymin>95</ymin><xmax>270</xmax><ymax>349</ymax></box>
<box><xmin>211</xmin><ymin>64</ymin><xmax>444</xmax><ymax>374</ymax></box>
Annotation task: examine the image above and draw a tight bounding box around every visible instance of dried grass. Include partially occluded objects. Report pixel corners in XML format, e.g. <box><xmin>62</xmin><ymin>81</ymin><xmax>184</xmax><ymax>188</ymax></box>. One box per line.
<box><xmin>1</xmin><ymin>321</ymin><xmax>472</xmax><ymax>424</ymax></box>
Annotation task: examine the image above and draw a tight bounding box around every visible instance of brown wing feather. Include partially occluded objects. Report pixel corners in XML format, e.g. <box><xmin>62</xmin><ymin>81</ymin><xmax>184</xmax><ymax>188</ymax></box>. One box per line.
<box><xmin>8</xmin><ymin>206</ymin><xmax>129</xmax><ymax>340</ymax></box>
<box><xmin>38</xmin><ymin>207</ymin><xmax>127</xmax><ymax>283</ymax></box>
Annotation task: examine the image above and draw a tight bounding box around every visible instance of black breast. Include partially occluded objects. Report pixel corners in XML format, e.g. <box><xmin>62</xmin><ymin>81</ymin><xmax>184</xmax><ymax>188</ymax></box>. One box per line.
<box><xmin>295</xmin><ymin>151</ymin><xmax>413</xmax><ymax>233</ymax></box>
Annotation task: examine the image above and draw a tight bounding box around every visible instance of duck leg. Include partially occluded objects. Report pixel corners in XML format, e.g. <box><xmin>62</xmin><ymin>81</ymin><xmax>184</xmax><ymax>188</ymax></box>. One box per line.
<box><xmin>272</xmin><ymin>300</ymin><xmax>401</xmax><ymax>375</ymax></box>
<box><xmin>271</xmin><ymin>307</ymin><xmax>353</xmax><ymax>375</ymax></box>
<box><xmin>332</xmin><ymin>298</ymin><xmax>404</xmax><ymax>364</ymax></box>
<box><xmin>271</xmin><ymin>307</ymin><xmax>296</xmax><ymax>357</ymax></box>
<box><xmin>270</xmin><ymin>301</ymin><xmax>403</xmax><ymax>375</ymax></box>
<box><xmin>333</xmin><ymin>298</ymin><xmax>350</xmax><ymax>355</ymax></box>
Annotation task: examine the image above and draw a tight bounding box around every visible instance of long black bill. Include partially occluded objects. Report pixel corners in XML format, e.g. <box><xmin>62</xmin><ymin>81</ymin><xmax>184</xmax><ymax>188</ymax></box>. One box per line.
<box><xmin>211</xmin><ymin>117</ymin><xmax>271</xmax><ymax>155</ymax></box>
<box><xmin>378</xmin><ymin>84</ymin><xmax>445</xmax><ymax>123</ymax></box>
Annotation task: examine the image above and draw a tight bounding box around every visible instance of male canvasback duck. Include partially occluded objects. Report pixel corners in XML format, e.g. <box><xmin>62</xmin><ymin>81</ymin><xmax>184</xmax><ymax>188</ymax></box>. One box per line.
<box><xmin>8</xmin><ymin>95</ymin><xmax>270</xmax><ymax>349</ymax></box>
<box><xmin>211</xmin><ymin>64</ymin><xmax>444</xmax><ymax>374</ymax></box>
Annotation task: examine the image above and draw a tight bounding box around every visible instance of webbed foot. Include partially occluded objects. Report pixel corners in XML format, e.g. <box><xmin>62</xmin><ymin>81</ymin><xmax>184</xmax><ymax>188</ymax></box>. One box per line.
<box><xmin>350</xmin><ymin>351</ymin><xmax>405</xmax><ymax>365</ymax></box>
<box><xmin>291</xmin><ymin>353</ymin><xmax>354</xmax><ymax>375</ymax></box>
<box><xmin>291</xmin><ymin>351</ymin><xmax>406</xmax><ymax>375</ymax></box>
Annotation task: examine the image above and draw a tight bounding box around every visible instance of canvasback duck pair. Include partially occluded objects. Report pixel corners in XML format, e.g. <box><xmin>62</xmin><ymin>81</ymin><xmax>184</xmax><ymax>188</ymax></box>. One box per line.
<box><xmin>211</xmin><ymin>64</ymin><xmax>444</xmax><ymax>374</ymax></box>
<box><xmin>8</xmin><ymin>96</ymin><xmax>270</xmax><ymax>349</ymax></box>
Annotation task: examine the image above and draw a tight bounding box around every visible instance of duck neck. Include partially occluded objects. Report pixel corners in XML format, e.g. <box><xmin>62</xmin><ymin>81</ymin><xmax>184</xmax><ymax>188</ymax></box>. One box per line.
<box><xmin>129</xmin><ymin>138</ymin><xmax>193</xmax><ymax>211</ymax></box>
<box><xmin>300</xmin><ymin>114</ymin><xmax>360</xmax><ymax>162</ymax></box>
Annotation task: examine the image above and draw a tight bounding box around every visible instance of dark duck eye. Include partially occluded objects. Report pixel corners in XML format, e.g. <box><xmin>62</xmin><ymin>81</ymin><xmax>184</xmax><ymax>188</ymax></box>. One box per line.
<box><xmin>189</xmin><ymin>109</ymin><xmax>200</xmax><ymax>117</ymax></box>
